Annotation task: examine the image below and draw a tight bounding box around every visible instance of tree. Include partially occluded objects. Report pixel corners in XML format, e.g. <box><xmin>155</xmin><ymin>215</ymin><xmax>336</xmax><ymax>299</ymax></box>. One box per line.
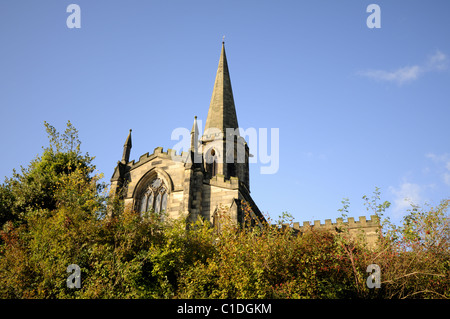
<box><xmin>0</xmin><ymin>121</ymin><xmax>102</xmax><ymax>226</ymax></box>
<box><xmin>1</xmin><ymin>131</ymin><xmax>449</xmax><ymax>299</ymax></box>
<box><xmin>374</xmin><ymin>199</ymin><xmax>450</xmax><ymax>298</ymax></box>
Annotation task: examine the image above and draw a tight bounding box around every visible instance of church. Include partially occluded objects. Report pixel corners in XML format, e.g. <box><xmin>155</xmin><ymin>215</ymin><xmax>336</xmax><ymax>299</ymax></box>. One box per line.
<box><xmin>110</xmin><ymin>42</ymin><xmax>381</xmax><ymax>246</ymax></box>
<box><xmin>110</xmin><ymin>42</ymin><xmax>265</xmax><ymax>228</ymax></box>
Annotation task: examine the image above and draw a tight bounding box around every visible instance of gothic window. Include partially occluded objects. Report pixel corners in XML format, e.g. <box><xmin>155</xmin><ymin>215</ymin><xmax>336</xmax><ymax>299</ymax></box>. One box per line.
<box><xmin>212</xmin><ymin>159</ymin><xmax>217</xmax><ymax>177</ymax></box>
<box><xmin>227</xmin><ymin>162</ymin><xmax>236</xmax><ymax>177</ymax></box>
<box><xmin>147</xmin><ymin>192</ymin><xmax>154</xmax><ymax>210</ymax></box>
<box><xmin>161</xmin><ymin>193</ymin><xmax>168</xmax><ymax>212</ymax></box>
<box><xmin>154</xmin><ymin>192</ymin><xmax>161</xmax><ymax>213</ymax></box>
<box><xmin>138</xmin><ymin>178</ymin><xmax>168</xmax><ymax>215</ymax></box>
<box><xmin>139</xmin><ymin>193</ymin><xmax>148</xmax><ymax>213</ymax></box>
<box><xmin>206</xmin><ymin>148</ymin><xmax>218</xmax><ymax>177</ymax></box>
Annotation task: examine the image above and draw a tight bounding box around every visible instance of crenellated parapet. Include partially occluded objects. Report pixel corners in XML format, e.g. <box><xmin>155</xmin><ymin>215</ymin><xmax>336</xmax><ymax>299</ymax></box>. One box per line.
<box><xmin>292</xmin><ymin>215</ymin><xmax>380</xmax><ymax>232</ymax></box>
<box><xmin>208</xmin><ymin>174</ymin><xmax>240</xmax><ymax>189</ymax></box>
<box><xmin>128</xmin><ymin>147</ymin><xmax>190</xmax><ymax>170</ymax></box>
<box><xmin>277</xmin><ymin>215</ymin><xmax>381</xmax><ymax>248</ymax></box>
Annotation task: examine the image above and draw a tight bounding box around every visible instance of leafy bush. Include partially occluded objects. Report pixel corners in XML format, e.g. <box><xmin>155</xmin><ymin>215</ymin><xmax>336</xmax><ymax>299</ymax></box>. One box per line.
<box><xmin>0</xmin><ymin>122</ymin><xmax>448</xmax><ymax>298</ymax></box>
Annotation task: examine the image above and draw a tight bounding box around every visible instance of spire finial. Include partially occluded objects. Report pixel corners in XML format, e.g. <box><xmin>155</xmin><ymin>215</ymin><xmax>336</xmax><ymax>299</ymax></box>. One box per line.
<box><xmin>190</xmin><ymin>116</ymin><xmax>199</xmax><ymax>154</ymax></box>
<box><xmin>222</xmin><ymin>35</ymin><xmax>225</xmax><ymax>43</ymax></box>
<box><xmin>121</xmin><ymin>129</ymin><xmax>132</xmax><ymax>164</ymax></box>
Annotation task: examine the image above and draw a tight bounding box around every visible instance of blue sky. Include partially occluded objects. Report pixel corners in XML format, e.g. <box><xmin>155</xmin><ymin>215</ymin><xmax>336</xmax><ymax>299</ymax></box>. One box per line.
<box><xmin>1</xmin><ymin>0</ymin><xmax>449</xmax><ymax>226</ymax></box>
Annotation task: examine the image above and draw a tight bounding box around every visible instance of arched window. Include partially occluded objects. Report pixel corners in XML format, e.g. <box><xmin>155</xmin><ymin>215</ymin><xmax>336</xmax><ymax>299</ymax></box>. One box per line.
<box><xmin>206</xmin><ymin>148</ymin><xmax>218</xmax><ymax>177</ymax></box>
<box><xmin>139</xmin><ymin>193</ymin><xmax>148</xmax><ymax>213</ymax></box>
<box><xmin>227</xmin><ymin>162</ymin><xmax>236</xmax><ymax>177</ymax></box>
<box><xmin>138</xmin><ymin>178</ymin><xmax>168</xmax><ymax>215</ymax></box>
<box><xmin>154</xmin><ymin>192</ymin><xmax>161</xmax><ymax>213</ymax></box>
<box><xmin>161</xmin><ymin>193</ymin><xmax>168</xmax><ymax>212</ymax></box>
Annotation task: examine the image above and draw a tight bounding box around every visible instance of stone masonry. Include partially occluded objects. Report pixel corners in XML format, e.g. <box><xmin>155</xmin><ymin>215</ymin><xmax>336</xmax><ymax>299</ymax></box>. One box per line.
<box><xmin>110</xmin><ymin>42</ymin><xmax>381</xmax><ymax>246</ymax></box>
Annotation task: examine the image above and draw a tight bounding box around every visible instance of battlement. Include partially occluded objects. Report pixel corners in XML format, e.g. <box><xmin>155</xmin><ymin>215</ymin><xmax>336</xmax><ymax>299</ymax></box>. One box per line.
<box><xmin>292</xmin><ymin>215</ymin><xmax>380</xmax><ymax>232</ymax></box>
<box><xmin>278</xmin><ymin>215</ymin><xmax>381</xmax><ymax>248</ymax></box>
<box><xmin>130</xmin><ymin>146</ymin><xmax>190</xmax><ymax>169</ymax></box>
<box><xmin>209</xmin><ymin>174</ymin><xmax>240</xmax><ymax>189</ymax></box>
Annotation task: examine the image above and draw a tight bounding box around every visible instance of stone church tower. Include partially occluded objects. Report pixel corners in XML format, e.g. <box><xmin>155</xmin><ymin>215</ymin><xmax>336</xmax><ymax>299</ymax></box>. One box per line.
<box><xmin>110</xmin><ymin>42</ymin><xmax>264</xmax><ymax>227</ymax></box>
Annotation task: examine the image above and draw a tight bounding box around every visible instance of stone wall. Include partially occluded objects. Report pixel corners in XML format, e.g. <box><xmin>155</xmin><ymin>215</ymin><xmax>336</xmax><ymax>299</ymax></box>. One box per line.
<box><xmin>122</xmin><ymin>147</ymin><xmax>189</xmax><ymax>219</ymax></box>
<box><xmin>288</xmin><ymin>215</ymin><xmax>381</xmax><ymax>248</ymax></box>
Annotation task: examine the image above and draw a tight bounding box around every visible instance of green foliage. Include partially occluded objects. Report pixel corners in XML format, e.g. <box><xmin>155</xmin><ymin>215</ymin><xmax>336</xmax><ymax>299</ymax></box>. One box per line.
<box><xmin>178</xmin><ymin>206</ymin><xmax>360</xmax><ymax>299</ymax></box>
<box><xmin>373</xmin><ymin>199</ymin><xmax>450</xmax><ymax>298</ymax></box>
<box><xmin>337</xmin><ymin>197</ymin><xmax>350</xmax><ymax>220</ymax></box>
<box><xmin>362</xmin><ymin>187</ymin><xmax>391</xmax><ymax>215</ymax></box>
<box><xmin>0</xmin><ymin>123</ymin><xmax>449</xmax><ymax>299</ymax></box>
<box><xmin>0</xmin><ymin>121</ymin><xmax>101</xmax><ymax>226</ymax></box>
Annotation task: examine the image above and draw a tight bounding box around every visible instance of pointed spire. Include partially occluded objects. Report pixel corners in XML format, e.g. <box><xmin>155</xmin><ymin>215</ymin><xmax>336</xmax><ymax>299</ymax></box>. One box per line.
<box><xmin>190</xmin><ymin>116</ymin><xmax>199</xmax><ymax>153</ymax></box>
<box><xmin>204</xmin><ymin>42</ymin><xmax>239</xmax><ymax>136</ymax></box>
<box><xmin>121</xmin><ymin>129</ymin><xmax>132</xmax><ymax>164</ymax></box>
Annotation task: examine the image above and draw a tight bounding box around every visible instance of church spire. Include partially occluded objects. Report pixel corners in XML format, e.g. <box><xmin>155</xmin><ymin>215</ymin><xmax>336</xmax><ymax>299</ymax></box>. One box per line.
<box><xmin>204</xmin><ymin>42</ymin><xmax>239</xmax><ymax>135</ymax></box>
<box><xmin>121</xmin><ymin>129</ymin><xmax>132</xmax><ymax>164</ymax></box>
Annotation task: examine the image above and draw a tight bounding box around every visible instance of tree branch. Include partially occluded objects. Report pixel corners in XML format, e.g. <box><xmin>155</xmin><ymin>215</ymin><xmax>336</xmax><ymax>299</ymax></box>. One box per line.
<box><xmin>382</xmin><ymin>271</ymin><xmax>445</xmax><ymax>284</ymax></box>
<box><xmin>401</xmin><ymin>289</ymin><xmax>449</xmax><ymax>299</ymax></box>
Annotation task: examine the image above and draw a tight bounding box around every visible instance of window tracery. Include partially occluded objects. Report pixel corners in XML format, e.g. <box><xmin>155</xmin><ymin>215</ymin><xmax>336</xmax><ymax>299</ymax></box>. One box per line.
<box><xmin>138</xmin><ymin>178</ymin><xmax>168</xmax><ymax>214</ymax></box>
